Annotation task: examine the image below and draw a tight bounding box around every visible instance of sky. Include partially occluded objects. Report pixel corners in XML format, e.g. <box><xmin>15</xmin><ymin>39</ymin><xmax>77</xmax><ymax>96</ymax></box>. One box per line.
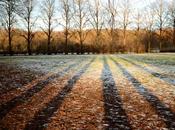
<box><xmin>19</xmin><ymin>0</ymin><xmax>170</xmax><ymax>31</ymax></box>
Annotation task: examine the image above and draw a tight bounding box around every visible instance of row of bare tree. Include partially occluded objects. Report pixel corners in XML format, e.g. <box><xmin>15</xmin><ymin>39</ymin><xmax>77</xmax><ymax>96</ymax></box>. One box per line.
<box><xmin>0</xmin><ymin>0</ymin><xmax>175</xmax><ymax>55</ymax></box>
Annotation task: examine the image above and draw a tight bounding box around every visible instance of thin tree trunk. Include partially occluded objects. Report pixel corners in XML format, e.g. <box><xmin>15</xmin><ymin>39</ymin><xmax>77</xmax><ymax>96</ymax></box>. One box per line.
<box><xmin>27</xmin><ymin>33</ymin><xmax>31</xmax><ymax>55</ymax></box>
<box><xmin>80</xmin><ymin>31</ymin><xmax>83</xmax><ymax>54</ymax></box>
<box><xmin>173</xmin><ymin>18</ymin><xmax>175</xmax><ymax>48</ymax></box>
<box><xmin>47</xmin><ymin>18</ymin><xmax>51</xmax><ymax>55</ymax></box>
<box><xmin>148</xmin><ymin>41</ymin><xmax>151</xmax><ymax>53</ymax></box>
<box><xmin>79</xmin><ymin>31</ymin><xmax>83</xmax><ymax>54</ymax></box>
<box><xmin>47</xmin><ymin>30</ymin><xmax>51</xmax><ymax>55</ymax></box>
<box><xmin>8</xmin><ymin>9</ymin><xmax>12</xmax><ymax>56</ymax></box>
<box><xmin>148</xmin><ymin>32</ymin><xmax>152</xmax><ymax>53</ymax></box>
<box><xmin>80</xmin><ymin>38</ymin><xmax>83</xmax><ymax>54</ymax></box>
<box><xmin>123</xmin><ymin>28</ymin><xmax>126</xmax><ymax>46</ymax></box>
<box><xmin>65</xmin><ymin>29</ymin><xmax>68</xmax><ymax>55</ymax></box>
<box><xmin>110</xmin><ymin>29</ymin><xmax>114</xmax><ymax>53</ymax></box>
<box><xmin>8</xmin><ymin>20</ymin><xmax>13</xmax><ymax>56</ymax></box>
<box><xmin>27</xmin><ymin>17</ymin><xmax>31</xmax><ymax>55</ymax></box>
<box><xmin>159</xmin><ymin>28</ymin><xmax>162</xmax><ymax>51</ymax></box>
<box><xmin>48</xmin><ymin>34</ymin><xmax>51</xmax><ymax>55</ymax></box>
<box><xmin>8</xmin><ymin>27</ymin><xmax>12</xmax><ymax>56</ymax></box>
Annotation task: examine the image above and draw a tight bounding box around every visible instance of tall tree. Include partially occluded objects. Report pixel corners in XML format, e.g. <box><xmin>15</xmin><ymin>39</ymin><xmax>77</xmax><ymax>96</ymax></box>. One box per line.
<box><xmin>19</xmin><ymin>0</ymin><xmax>36</xmax><ymax>55</ymax></box>
<box><xmin>0</xmin><ymin>0</ymin><xmax>20</xmax><ymax>55</ymax></box>
<box><xmin>153</xmin><ymin>0</ymin><xmax>168</xmax><ymax>50</ymax></box>
<box><xmin>133</xmin><ymin>10</ymin><xmax>142</xmax><ymax>53</ymax></box>
<box><xmin>0</xmin><ymin>7</ymin><xmax>2</xmax><ymax>52</ymax></box>
<box><xmin>41</xmin><ymin>0</ymin><xmax>56</xmax><ymax>55</ymax></box>
<box><xmin>105</xmin><ymin>0</ymin><xmax>118</xmax><ymax>53</ymax></box>
<box><xmin>89</xmin><ymin>0</ymin><xmax>104</xmax><ymax>52</ymax></box>
<box><xmin>168</xmin><ymin>0</ymin><xmax>175</xmax><ymax>48</ymax></box>
<box><xmin>144</xmin><ymin>7</ymin><xmax>155</xmax><ymax>52</ymax></box>
<box><xmin>72</xmin><ymin>0</ymin><xmax>90</xmax><ymax>54</ymax></box>
<box><xmin>120</xmin><ymin>0</ymin><xmax>131</xmax><ymax>46</ymax></box>
<box><xmin>60</xmin><ymin>0</ymin><xmax>72</xmax><ymax>54</ymax></box>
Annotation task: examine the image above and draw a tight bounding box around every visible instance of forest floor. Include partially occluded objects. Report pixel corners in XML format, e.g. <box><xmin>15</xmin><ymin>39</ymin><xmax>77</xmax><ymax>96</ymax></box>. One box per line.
<box><xmin>0</xmin><ymin>54</ymin><xmax>175</xmax><ymax>130</ymax></box>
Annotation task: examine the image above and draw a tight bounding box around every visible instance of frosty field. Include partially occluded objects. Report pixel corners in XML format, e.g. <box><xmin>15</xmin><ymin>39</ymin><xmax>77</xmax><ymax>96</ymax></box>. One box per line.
<box><xmin>0</xmin><ymin>54</ymin><xmax>175</xmax><ymax>130</ymax></box>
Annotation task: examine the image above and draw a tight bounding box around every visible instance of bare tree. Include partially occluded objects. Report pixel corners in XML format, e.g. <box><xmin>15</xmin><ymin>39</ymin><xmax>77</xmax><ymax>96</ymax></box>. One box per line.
<box><xmin>19</xmin><ymin>0</ymin><xmax>36</xmax><ymax>55</ymax></box>
<box><xmin>72</xmin><ymin>0</ymin><xmax>90</xmax><ymax>54</ymax></box>
<box><xmin>144</xmin><ymin>7</ymin><xmax>155</xmax><ymax>52</ymax></box>
<box><xmin>0</xmin><ymin>0</ymin><xmax>20</xmax><ymax>55</ymax></box>
<box><xmin>119</xmin><ymin>0</ymin><xmax>131</xmax><ymax>47</ymax></box>
<box><xmin>168</xmin><ymin>0</ymin><xmax>175</xmax><ymax>48</ymax></box>
<box><xmin>0</xmin><ymin>8</ymin><xmax>2</xmax><ymax>52</ymax></box>
<box><xmin>105</xmin><ymin>0</ymin><xmax>118</xmax><ymax>53</ymax></box>
<box><xmin>153</xmin><ymin>0</ymin><xmax>168</xmax><ymax>50</ymax></box>
<box><xmin>41</xmin><ymin>0</ymin><xmax>56</xmax><ymax>55</ymax></box>
<box><xmin>133</xmin><ymin>10</ymin><xmax>142</xmax><ymax>53</ymax></box>
<box><xmin>59</xmin><ymin>0</ymin><xmax>72</xmax><ymax>54</ymax></box>
<box><xmin>88</xmin><ymin>0</ymin><xmax>104</xmax><ymax>52</ymax></box>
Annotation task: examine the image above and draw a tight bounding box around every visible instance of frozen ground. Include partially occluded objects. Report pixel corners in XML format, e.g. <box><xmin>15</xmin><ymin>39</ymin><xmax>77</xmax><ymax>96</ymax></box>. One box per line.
<box><xmin>0</xmin><ymin>54</ymin><xmax>175</xmax><ymax>130</ymax></box>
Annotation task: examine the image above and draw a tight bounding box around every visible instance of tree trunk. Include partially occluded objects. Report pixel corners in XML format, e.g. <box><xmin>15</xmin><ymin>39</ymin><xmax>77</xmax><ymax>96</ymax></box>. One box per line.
<box><xmin>159</xmin><ymin>27</ymin><xmax>162</xmax><ymax>51</ymax></box>
<box><xmin>8</xmin><ymin>10</ymin><xmax>13</xmax><ymax>56</ymax></box>
<box><xmin>148</xmin><ymin>32</ymin><xmax>152</xmax><ymax>53</ymax></box>
<box><xmin>27</xmin><ymin>14</ymin><xmax>32</xmax><ymax>55</ymax></box>
<box><xmin>173</xmin><ymin>18</ymin><xmax>175</xmax><ymax>48</ymax></box>
<box><xmin>47</xmin><ymin>35</ymin><xmax>51</xmax><ymax>55</ymax></box>
<box><xmin>27</xmin><ymin>36</ymin><xmax>31</xmax><ymax>55</ymax></box>
<box><xmin>47</xmin><ymin>20</ymin><xmax>51</xmax><ymax>55</ymax></box>
<box><xmin>47</xmin><ymin>29</ymin><xmax>51</xmax><ymax>55</ymax></box>
<box><xmin>148</xmin><ymin>41</ymin><xmax>151</xmax><ymax>53</ymax></box>
<box><xmin>123</xmin><ymin>28</ymin><xmax>126</xmax><ymax>46</ymax></box>
<box><xmin>110</xmin><ymin>29</ymin><xmax>114</xmax><ymax>53</ymax></box>
<box><xmin>80</xmin><ymin>32</ymin><xmax>83</xmax><ymax>54</ymax></box>
<box><xmin>65</xmin><ymin>29</ymin><xmax>68</xmax><ymax>55</ymax></box>
<box><xmin>80</xmin><ymin>40</ymin><xmax>83</xmax><ymax>54</ymax></box>
<box><xmin>27</xmin><ymin>25</ymin><xmax>31</xmax><ymax>55</ymax></box>
<box><xmin>8</xmin><ymin>27</ymin><xmax>12</xmax><ymax>56</ymax></box>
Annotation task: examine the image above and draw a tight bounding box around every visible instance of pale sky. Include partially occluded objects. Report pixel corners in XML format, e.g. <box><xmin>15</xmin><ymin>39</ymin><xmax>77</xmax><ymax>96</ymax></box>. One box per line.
<box><xmin>18</xmin><ymin>0</ymin><xmax>171</xmax><ymax>31</ymax></box>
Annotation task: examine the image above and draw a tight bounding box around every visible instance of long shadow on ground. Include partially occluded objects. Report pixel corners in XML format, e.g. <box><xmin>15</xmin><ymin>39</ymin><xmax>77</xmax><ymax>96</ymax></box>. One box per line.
<box><xmin>0</xmin><ymin>61</ymin><xmax>83</xmax><ymax>120</ymax></box>
<box><xmin>24</xmin><ymin>57</ymin><xmax>95</xmax><ymax>130</ymax></box>
<box><xmin>101</xmin><ymin>56</ymin><xmax>131</xmax><ymax>130</ymax></box>
<box><xmin>118</xmin><ymin>56</ymin><xmax>175</xmax><ymax>86</ymax></box>
<box><xmin>111</xmin><ymin>57</ymin><xmax>175</xmax><ymax>130</ymax></box>
<box><xmin>0</xmin><ymin>70</ymin><xmax>38</xmax><ymax>96</ymax></box>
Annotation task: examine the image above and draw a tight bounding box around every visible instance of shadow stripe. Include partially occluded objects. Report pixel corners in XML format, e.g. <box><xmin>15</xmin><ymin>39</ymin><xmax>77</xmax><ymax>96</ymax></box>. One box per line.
<box><xmin>110</xmin><ymin>57</ymin><xmax>175</xmax><ymax>130</ymax></box>
<box><xmin>0</xmin><ymin>60</ymin><xmax>84</xmax><ymax>120</ymax></box>
<box><xmin>0</xmin><ymin>61</ymin><xmax>68</xmax><ymax>96</ymax></box>
<box><xmin>24</xmin><ymin>57</ymin><xmax>95</xmax><ymax>130</ymax></box>
<box><xmin>118</xmin><ymin>56</ymin><xmax>175</xmax><ymax>86</ymax></box>
<box><xmin>101</xmin><ymin>56</ymin><xmax>131</xmax><ymax>130</ymax></box>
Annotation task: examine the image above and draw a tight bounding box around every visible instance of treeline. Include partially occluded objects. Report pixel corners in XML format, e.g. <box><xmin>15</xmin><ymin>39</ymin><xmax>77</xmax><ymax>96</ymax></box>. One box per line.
<box><xmin>0</xmin><ymin>0</ymin><xmax>175</xmax><ymax>55</ymax></box>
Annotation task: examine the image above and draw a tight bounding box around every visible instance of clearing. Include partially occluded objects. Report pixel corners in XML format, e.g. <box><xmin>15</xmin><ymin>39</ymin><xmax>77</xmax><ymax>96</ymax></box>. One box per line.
<box><xmin>0</xmin><ymin>54</ymin><xmax>175</xmax><ymax>130</ymax></box>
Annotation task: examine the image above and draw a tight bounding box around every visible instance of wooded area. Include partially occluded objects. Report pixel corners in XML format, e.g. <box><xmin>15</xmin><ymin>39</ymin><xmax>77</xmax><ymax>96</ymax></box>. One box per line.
<box><xmin>0</xmin><ymin>0</ymin><xmax>175</xmax><ymax>55</ymax></box>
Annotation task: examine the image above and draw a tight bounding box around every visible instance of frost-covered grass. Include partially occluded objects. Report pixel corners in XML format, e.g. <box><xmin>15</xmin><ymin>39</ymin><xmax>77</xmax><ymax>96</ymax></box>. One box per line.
<box><xmin>0</xmin><ymin>53</ymin><xmax>174</xmax><ymax>76</ymax></box>
<box><xmin>122</xmin><ymin>53</ymin><xmax>175</xmax><ymax>65</ymax></box>
<box><xmin>0</xmin><ymin>54</ymin><xmax>175</xmax><ymax>130</ymax></box>
<box><xmin>0</xmin><ymin>55</ymin><xmax>94</xmax><ymax>74</ymax></box>
<box><xmin>119</xmin><ymin>53</ymin><xmax>175</xmax><ymax>76</ymax></box>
